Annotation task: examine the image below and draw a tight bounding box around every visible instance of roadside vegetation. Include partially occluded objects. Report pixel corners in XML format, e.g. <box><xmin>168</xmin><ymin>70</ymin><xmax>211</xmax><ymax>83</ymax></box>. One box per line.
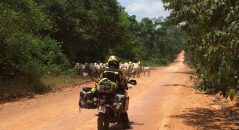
<box><xmin>0</xmin><ymin>0</ymin><xmax>187</xmax><ymax>100</ymax></box>
<box><xmin>162</xmin><ymin>0</ymin><xmax>239</xmax><ymax>99</ymax></box>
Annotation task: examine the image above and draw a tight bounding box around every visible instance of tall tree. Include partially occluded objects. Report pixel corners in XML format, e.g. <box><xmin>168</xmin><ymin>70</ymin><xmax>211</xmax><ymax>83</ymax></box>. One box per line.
<box><xmin>0</xmin><ymin>0</ymin><xmax>68</xmax><ymax>79</ymax></box>
<box><xmin>162</xmin><ymin>0</ymin><xmax>239</xmax><ymax>99</ymax></box>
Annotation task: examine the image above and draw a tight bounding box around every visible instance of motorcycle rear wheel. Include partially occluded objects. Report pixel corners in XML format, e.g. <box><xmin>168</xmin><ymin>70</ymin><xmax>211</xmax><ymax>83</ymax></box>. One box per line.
<box><xmin>97</xmin><ymin>113</ymin><xmax>109</xmax><ymax>130</ymax></box>
<box><xmin>121</xmin><ymin>112</ymin><xmax>130</xmax><ymax>129</ymax></box>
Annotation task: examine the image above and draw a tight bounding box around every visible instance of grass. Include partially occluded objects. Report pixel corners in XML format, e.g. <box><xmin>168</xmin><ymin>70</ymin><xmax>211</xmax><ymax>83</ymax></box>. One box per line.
<box><xmin>141</xmin><ymin>59</ymin><xmax>172</xmax><ymax>67</ymax></box>
<box><xmin>0</xmin><ymin>74</ymin><xmax>89</xmax><ymax>101</ymax></box>
<box><xmin>40</xmin><ymin>74</ymin><xmax>89</xmax><ymax>90</ymax></box>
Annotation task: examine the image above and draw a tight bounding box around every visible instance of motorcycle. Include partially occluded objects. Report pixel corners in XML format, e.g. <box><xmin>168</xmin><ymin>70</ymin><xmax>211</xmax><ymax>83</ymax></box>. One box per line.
<box><xmin>96</xmin><ymin>79</ymin><xmax>136</xmax><ymax>130</ymax></box>
<box><xmin>79</xmin><ymin>79</ymin><xmax>137</xmax><ymax>130</ymax></box>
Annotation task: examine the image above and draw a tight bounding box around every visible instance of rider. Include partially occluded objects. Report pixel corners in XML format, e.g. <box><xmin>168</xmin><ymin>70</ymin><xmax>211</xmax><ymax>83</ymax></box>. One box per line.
<box><xmin>101</xmin><ymin>55</ymin><xmax>130</xmax><ymax>128</ymax></box>
<box><xmin>102</xmin><ymin>56</ymin><xmax>128</xmax><ymax>93</ymax></box>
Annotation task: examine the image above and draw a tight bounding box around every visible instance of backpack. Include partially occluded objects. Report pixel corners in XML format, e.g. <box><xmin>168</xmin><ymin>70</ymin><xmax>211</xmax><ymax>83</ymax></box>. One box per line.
<box><xmin>96</xmin><ymin>78</ymin><xmax>117</xmax><ymax>93</ymax></box>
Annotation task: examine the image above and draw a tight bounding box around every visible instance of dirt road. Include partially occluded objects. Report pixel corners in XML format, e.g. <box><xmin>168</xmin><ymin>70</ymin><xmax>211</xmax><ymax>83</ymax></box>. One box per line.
<box><xmin>0</xmin><ymin>52</ymin><xmax>238</xmax><ymax>130</ymax></box>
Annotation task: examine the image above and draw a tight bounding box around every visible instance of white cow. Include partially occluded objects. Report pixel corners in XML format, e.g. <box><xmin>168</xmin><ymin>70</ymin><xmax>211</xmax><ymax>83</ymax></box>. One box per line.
<box><xmin>127</xmin><ymin>62</ymin><xmax>134</xmax><ymax>77</ymax></box>
<box><xmin>74</xmin><ymin>63</ymin><xmax>85</xmax><ymax>75</ymax></box>
<box><xmin>120</xmin><ymin>63</ymin><xmax>127</xmax><ymax>78</ymax></box>
<box><xmin>93</xmin><ymin>63</ymin><xmax>106</xmax><ymax>78</ymax></box>
<box><xmin>132</xmin><ymin>61</ymin><xmax>141</xmax><ymax>78</ymax></box>
<box><xmin>89</xmin><ymin>63</ymin><xmax>95</xmax><ymax>77</ymax></box>
<box><xmin>143</xmin><ymin>66</ymin><xmax>150</xmax><ymax>77</ymax></box>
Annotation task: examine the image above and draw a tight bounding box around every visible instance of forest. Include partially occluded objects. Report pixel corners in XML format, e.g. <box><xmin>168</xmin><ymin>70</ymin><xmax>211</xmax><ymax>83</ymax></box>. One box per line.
<box><xmin>162</xmin><ymin>0</ymin><xmax>239</xmax><ymax>99</ymax></box>
<box><xmin>0</xmin><ymin>0</ymin><xmax>187</xmax><ymax>99</ymax></box>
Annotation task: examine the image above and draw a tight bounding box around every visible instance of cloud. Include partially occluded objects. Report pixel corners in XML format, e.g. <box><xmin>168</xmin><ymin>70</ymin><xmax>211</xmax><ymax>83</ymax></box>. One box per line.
<box><xmin>119</xmin><ymin>0</ymin><xmax>170</xmax><ymax>21</ymax></box>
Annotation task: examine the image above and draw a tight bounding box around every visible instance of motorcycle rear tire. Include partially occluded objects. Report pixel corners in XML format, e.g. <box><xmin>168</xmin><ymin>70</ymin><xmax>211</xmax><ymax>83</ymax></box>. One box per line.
<box><xmin>121</xmin><ymin>112</ymin><xmax>130</xmax><ymax>128</ymax></box>
<box><xmin>97</xmin><ymin>113</ymin><xmax>109</xmax><ymax>130</ymax></box>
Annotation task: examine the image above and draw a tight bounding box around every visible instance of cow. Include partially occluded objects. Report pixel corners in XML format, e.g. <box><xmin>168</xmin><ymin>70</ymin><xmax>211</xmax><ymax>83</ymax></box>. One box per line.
<box><xmin>74</xmin><ymin>63</ymin><xmax>85</xmax><ymax>75</ymax></box>
<box><xmin>126</xmin><ymin>62</ymin><xmax>134</xmax><ymax>77</ymax></box>
<box><xmin>143</xmin><ymin>66</ymin><xmax>150</xmax><ymax>77</ymax></box>
<box><xmin>120</xmin><ymin>63</ymin><xmax>128</xmax><ymax>78</ymax></box>
<box><xmin>132</xmin><ymin>61</ymin><xmax>141</xmax><ymax>78</ymax></box>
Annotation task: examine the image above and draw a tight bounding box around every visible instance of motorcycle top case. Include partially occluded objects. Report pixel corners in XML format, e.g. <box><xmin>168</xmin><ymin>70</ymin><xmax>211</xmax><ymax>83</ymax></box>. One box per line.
<box><xmin>79</xmin><ymin>87</ymin><xmax>97</xmax><ymax>109</ymax></box>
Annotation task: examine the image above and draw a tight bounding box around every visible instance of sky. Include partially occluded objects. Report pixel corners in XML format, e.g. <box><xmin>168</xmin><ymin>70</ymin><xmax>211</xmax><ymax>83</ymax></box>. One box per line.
<box><xmin>117</xmin><ymin>0</ymin><xmax>170</xmax><ymax>21</ymax></box>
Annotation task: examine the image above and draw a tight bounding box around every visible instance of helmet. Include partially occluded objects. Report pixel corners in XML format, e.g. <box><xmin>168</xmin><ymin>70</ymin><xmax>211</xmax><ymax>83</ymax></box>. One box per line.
<box><xmin>108</xmin><ymin>55</ymin><xmax>120</xmax><ymax>68</ymax></box>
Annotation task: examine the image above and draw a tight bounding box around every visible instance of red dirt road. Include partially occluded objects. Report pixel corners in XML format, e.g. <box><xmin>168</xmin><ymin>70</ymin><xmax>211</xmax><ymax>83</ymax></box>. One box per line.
<box><xmin>0</xmin><ymin>52</ymin><xmax>238</xmax><ymax>130</ymax></box>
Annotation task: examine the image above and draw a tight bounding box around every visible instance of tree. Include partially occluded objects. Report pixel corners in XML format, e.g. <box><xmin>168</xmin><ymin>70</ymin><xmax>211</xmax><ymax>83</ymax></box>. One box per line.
<box><xmin>162</xmin><ymin>0</ymin><xmax>239</xmax><ymax>99</ymax></box>
<box><xmin>0</xmin><ymin>0</ymin><xmax>68</xmax><ymax>79</ymax></box>
<box><xmin>129</xmin><ymin>16</ymin><xmax>187</xmax><ymax>65</ymax></box>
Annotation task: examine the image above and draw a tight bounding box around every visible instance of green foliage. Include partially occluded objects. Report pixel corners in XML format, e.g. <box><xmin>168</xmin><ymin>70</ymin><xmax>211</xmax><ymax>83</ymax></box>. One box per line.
<box><xmin>0</xmin><ymin>0</ymin><xmax>68</xmax><ymax>78</ymax></box>
<box><xmin>131</xmin><ymin>17</ymin><xmax>188</xmax><ymax>64</ymax></box>
<box><xmin>42</xmin><ymin>0</ymin><xmax>187</xmax><ymax>64</ymax></box>
<box><xmin>43</xmin><ymin>0</ymin><xmax>135</xmax><ymax>62</ymax></box>
<box><xmin>163</xmin><ymin>0</ymin><xmax>239</xmax><ymax>99</ymax></box>
<box><xmin>0</xmin><ymin>0</ymin><xmax>69</xmax><ymax>99</ymax></box>
<box><xmin>0</xmin><ymin>0</ymin><xmax>188</xmax><ymax>99</ymax></box>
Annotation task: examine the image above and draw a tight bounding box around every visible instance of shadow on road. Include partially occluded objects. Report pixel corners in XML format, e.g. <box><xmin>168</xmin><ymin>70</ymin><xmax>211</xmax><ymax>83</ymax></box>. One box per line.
<box><xmin>173</xmin><ymin>71</ymin><xmax>196</xmax><ymax>75</ymax></box>
<box><xmin>171</xmin><ymin>107</ymin><xmax>239</xmax><ymax>130</ymax></box>
<box><xmin>109</xmin><ymin>121</ymin><xmax>144</xmax><ymax>130</ymax></box>
<box><xmin>161</xmin><ymin>84</ymin><xmax>189</xmax><ymax>88</ymax></box>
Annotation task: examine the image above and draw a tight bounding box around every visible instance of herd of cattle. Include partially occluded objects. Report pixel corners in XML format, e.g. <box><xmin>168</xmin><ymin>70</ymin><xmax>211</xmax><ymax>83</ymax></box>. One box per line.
<box><xmin>74</xmin><ymin>61</ymin><xmax>150</xmax><ymax>78</ymax></box>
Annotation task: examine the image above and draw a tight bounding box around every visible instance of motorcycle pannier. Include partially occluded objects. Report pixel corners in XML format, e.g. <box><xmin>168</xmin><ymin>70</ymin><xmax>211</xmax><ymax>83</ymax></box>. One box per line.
<box><xmin>79</xmin><ymin>87</ymin><xmax>97</xmax><ymax>109</ymax></box>
<box><xmin>114</xmin><ymin>94</ymin><xmax>129</xmax><ymax>112</ymax></box>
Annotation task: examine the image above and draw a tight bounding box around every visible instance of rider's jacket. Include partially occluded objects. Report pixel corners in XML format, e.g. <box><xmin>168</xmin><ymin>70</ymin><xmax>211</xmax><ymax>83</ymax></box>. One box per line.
<box><xmin>101</xmin><ymin>66</ymin><xmax>127</xmax><ymax>94</ymax></box>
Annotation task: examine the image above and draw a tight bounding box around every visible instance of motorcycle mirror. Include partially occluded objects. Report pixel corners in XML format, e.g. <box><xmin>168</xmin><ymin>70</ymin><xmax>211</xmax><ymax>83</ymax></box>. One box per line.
<box><xmin>128</xmin><ymin>80</ymin><xmax>137</xmax><ymax>85</ymax></box>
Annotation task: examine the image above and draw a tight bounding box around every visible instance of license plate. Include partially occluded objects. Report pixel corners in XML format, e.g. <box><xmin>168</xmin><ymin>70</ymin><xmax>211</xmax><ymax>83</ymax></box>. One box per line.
<box><xmin>98</xmin><ymin>106</ymin><xmax>106</xmax><ymax>113</ymax></box>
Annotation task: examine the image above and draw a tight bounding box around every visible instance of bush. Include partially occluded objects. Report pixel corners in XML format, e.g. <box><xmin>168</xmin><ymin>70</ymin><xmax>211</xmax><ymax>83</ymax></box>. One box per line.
<box><xmin>0</xmin><ymin>0</ymin><xmax>70</xmax><ymax>100</ymax></box>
